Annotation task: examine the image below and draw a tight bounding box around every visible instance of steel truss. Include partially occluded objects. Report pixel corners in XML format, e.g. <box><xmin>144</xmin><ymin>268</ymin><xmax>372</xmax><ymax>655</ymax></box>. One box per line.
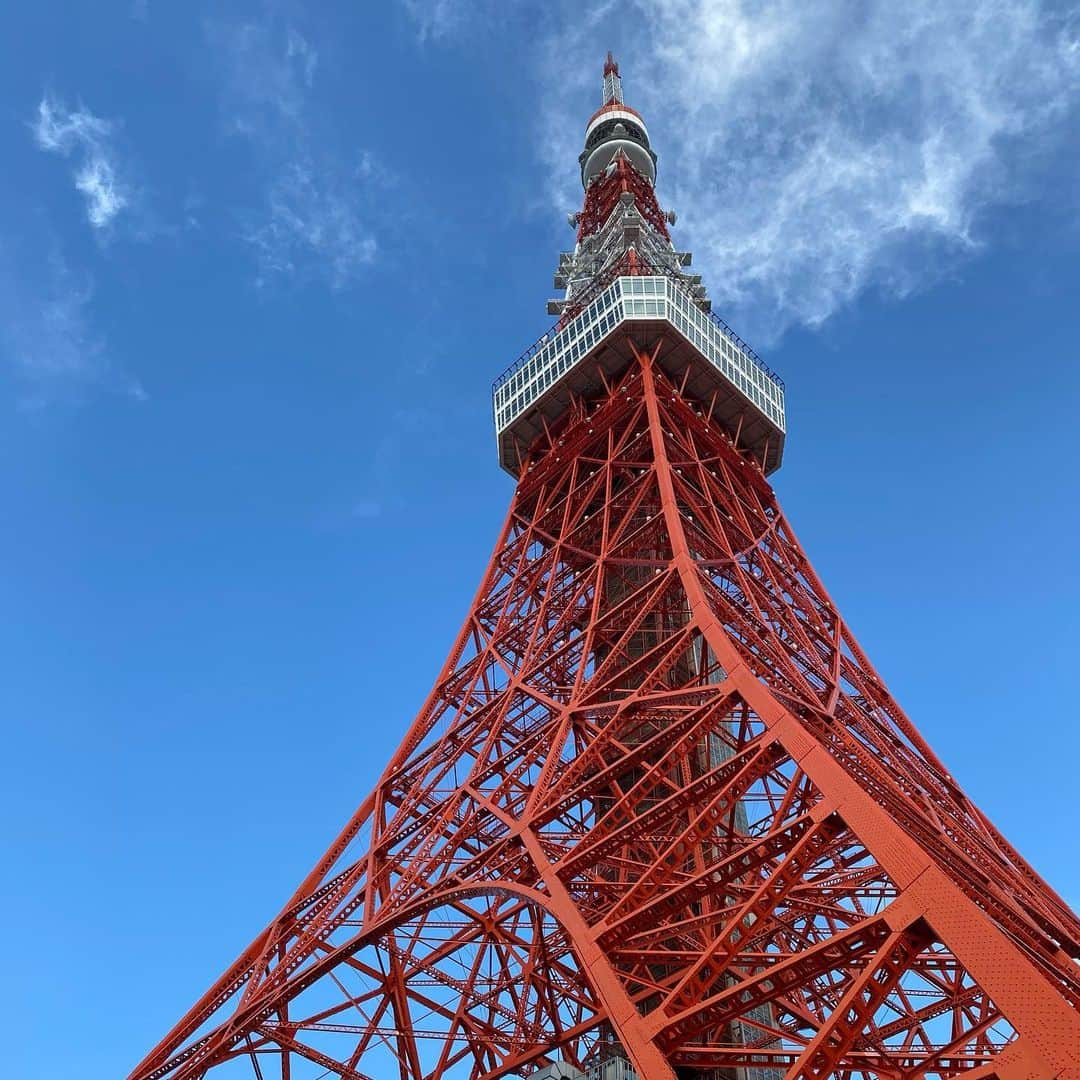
<box><xmin>131</xmin><ymin>342</ymin><xmax>1080</xmax><ymax>1080</ymax></box>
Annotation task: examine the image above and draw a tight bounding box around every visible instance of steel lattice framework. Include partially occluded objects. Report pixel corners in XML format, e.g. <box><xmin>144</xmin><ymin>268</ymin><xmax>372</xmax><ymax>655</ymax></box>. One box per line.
<box><xmin>131</xmin><ymin>57</ymin><xmax>1080</xmax><ymax>1080</ymax></box>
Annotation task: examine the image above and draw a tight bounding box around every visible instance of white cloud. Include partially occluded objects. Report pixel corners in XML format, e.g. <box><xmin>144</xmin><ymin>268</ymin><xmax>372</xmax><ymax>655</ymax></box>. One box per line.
<box><xmin>408</xmin><ymin>0</ymin><xmax>1080</xmax><ymax>341</ymax></box>
<box><xmin>32</xmin><ymin>99</ymin><xmax>110</xmax><ymax>153</ymax></box>
<box><xmin>74</xmin><ymin>157</ymin><xmax>128</xmax><ymax>229</ymax></box>
<box><xmin>614</xmin><ymin>0</ymin><xmax>1080</xmax><ymax>339</ymax></box>
<box><xmin>0</xmin><ymin>248</ymin><xmax>101</xmax><ymax>407</ymax></box>
<box><xmin>0</xmin><ymin>243</ymin><xmax>149</xmax><ymax>408</ymax></box>
<box><xmin>399</xmin><ymin>0</ymin><xmax>467</xmax><ymax>41</ymax></box>
<box><xmin>207</xmin><ymin>18</ymin><xmax>380</xmax><ymax>289</ymax></box>
<box><xmin>207</xmin><ymin>20</ymin><xmax>316</xmax><ymax>133</ymax></box>
<box><xmin>246</xmin><ymin>162</ymin><xmax>378</xmax><ymax>289</ymax></box>
<box><xmin>31</xmin><ymin>97</ymin><xmax>130</xmax><ymax>230</ymax></box>
<box><xmin>285</xmin><ymin>27</ymin><xmax>318</xmax><ymax>88</ymax></box>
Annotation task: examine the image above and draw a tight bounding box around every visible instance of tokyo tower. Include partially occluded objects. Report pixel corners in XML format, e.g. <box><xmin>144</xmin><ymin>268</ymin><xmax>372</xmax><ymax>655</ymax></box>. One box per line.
<box><xmin>131</xmin><ymin>55</ymin><xmax>1080</xmax><ymax>1080</ymax></box>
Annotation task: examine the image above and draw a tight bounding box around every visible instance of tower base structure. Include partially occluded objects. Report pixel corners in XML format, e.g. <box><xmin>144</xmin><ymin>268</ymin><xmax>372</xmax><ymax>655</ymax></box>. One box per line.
<box><xmin>131</xmin><ymin>341</ymin><xmax>1080</xmax><ymax>1080</ymax></box>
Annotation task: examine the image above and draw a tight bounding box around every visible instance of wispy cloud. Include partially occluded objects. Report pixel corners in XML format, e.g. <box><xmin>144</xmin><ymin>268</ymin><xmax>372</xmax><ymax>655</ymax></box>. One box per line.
<box><xmin>207</xmin><ymin>17</ymin><xmax>380</xmax><ymax>289</ymax></box>
<box><xmin>245</xmin><ymin>160</ymin><xmax>379</xmax><ymax>289</ymax></box>
<box><xmin>617</xmin><ymin>0</ymin><xmax>1080</xmax><ymax>339</ymax></box>
<box><xmin>0</xmin><ymin>246</ymin><xmax>141</xmax><ymax>408</ymax></box>
<box><xmin>31</xmin><ymin>97</ymin><xmax>130</xmax><ymax>231</ymax></box>
<box><xmin>3</xmin><ymin>254</ymin><xmax>102</xmax><ymax>390</ymax></box>
<box><xmin>398</xmin><ymin>0</ymin><xmax>468</xmax><ymax>42</ymax></box>
<box><xmin>405</xmin><ymin>0</ymin><xmax>1080</xmax><ymax>341</ymax></box>
<box><xmin>0</xmin><ymin>240</ymin><xmax>147</xmax><ymax>409</ymax></box>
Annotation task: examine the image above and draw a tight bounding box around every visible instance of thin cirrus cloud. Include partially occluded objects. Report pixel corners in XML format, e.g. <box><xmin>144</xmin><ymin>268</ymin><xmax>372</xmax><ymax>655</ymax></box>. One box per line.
<box><xmin>0</xmin><ymin>244</ymin><xmax>146</xmax><ymax>408</ymax></box>
<box><xmin>15</xmin><ymin>97</ymin><xmax>146</xmax><ymax>406</ymax></box>
<box><xmin>403</xmin><ymin>0</ymin><xmax>1079</xmax><ymax>343</ymax></box>
<box><xmin>0</xmin><ymin>250</ymin><xmax>101</xmax><ymax>394</ymax></box>
<box><xmin>607</xmin><ymin>0</ymin><xmax>1080</xmax><ymax>341</ymax></box>
<box><xmin>31</xmin><ymin>96</ymin><xmax>130</xmax><ymax>230</ymax></box>
<box><xmin>397</xmin><ymin>0</ymin><xmax>465</xmax><ymax>42</ymax></box>
<box><xmin>247</xmin><ymin>160</ymin><xmax>379</xmax><ymax>289</ymax></box>
<box><xmin>206</xmin><ymin>18</ymin><xmax>380</xmax><ymax>289</ymax></box>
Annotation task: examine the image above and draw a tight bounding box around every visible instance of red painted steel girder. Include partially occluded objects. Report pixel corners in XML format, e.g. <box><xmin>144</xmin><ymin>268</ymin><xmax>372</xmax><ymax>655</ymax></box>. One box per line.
<box><xmin>130</xmin><ymin>341</ymin><xmax>1080</xmax><ymax>1080</ymax></box>
<box><xmin>577</xmin><ymin>153</ymin><xmax>669</xmax><ymax>244</ymax></box>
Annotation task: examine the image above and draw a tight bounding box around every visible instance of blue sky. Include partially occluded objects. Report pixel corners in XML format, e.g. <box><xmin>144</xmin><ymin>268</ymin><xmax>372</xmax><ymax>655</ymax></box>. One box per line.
<box><xmin>2</xmin><ymin>2</ymin><xmax>1079</xmax><ymax>1076</ymax></box>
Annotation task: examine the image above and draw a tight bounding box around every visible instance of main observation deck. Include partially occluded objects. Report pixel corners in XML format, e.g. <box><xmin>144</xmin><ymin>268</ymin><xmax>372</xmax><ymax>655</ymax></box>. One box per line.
<box><xmin>493</xmin><ymin>274</ymin><xmax>786</xmax><ymax>476</ymax></box>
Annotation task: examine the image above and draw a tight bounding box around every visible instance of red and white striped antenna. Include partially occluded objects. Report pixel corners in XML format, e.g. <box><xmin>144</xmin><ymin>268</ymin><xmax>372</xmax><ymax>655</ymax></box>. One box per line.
<box><xmin>602</xmin><ymin>51</ymin><xmax>623</xmax><ymax>104</ymax></box>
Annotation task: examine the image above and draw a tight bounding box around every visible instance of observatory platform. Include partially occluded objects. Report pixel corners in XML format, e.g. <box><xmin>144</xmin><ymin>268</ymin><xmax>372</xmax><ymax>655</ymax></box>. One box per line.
<box><xmin>493</xmin><ymin>273</ymin><xmax>786</xmax><ymax>477</ymax></box>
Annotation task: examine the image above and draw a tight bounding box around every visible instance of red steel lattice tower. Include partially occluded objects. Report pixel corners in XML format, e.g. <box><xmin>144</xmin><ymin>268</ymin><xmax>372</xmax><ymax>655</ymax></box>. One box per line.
<box><xmin>131</xmin><ymin>56</ymin><xmax>1080</xmax><ymax>1080</ymax></box>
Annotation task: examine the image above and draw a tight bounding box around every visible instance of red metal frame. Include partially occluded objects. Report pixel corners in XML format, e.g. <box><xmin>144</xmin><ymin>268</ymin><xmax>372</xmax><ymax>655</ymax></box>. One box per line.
<box><xmin>577</xmin><ymin>154</ymin><xmax>670</xmax><ymax>244</ymax></box>
<box><xmin>131</xmin><ymin>342</ymin><xmax>1080</xmax><ymax>1080</ymax></box>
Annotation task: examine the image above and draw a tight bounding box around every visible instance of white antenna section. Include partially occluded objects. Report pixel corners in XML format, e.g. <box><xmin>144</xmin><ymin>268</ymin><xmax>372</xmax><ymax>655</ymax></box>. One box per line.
<box><xmin>602</xmin><ymin>51</ymin><xmax>623</xmax><ymax>104</ymax></box>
